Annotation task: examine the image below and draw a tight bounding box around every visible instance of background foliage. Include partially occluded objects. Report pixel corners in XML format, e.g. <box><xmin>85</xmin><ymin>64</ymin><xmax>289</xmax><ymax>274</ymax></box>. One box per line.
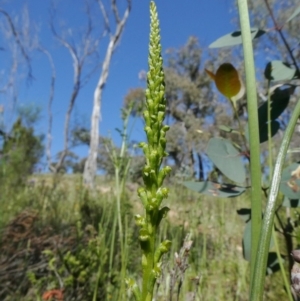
<box><xmin>1</xmin><ymin>0</ymin><xmax>300</xmax><ymax>300</ymax></box>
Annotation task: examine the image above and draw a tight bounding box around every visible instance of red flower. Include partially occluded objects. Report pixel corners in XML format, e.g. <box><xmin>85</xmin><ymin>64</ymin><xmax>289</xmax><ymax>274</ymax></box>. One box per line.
<box><xmin>42</xmin><ymin>289</ymin><xmax>63</xmax><ymax>301</ymax></box>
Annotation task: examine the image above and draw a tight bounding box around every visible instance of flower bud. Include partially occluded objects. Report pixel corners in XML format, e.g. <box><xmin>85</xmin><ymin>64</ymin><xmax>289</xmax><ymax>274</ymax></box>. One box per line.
<box><xmin>135</xmin><ymin>214</ymin><xmax>145</xmax><ymax>226</ymax></box>
<box><xmin>139</xmin><ymin>228</ymin><xmax>149</xmax><ymax>241</ymax></box>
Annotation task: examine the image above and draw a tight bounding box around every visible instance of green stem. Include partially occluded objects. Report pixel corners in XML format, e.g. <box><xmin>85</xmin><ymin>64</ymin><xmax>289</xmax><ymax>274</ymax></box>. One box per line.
<box><xmin>115</xmin><ymin>167</ymin><xmax>124</xmax><ymax>252</ymax></box>
<box><xmin>231</xmin><ymin>99</ymin><xmax>248</xmax><ymax>152</ymax></box>
<box><xmin>220</xmin><ymin>198</ymin><xmax>225</xmax><ymax>257</ymax></box>
<box><xmin>142</xmin><ymin>216</ymin><xmax>157</xmax><ymax>301</ymax></box>
<box><xmin>133</xmin><ymin>3</ymin><xmax>171</xmax><ymax>300</ymax></box>
<box><xmin>106</xmin><ymin>108</ymin><xmax>132</xmax><ymax>299</ymax></box>
<box><xmin>272</xmin><ymin>228</ymin><xmax>294</xmax><ymax>301</ymax></box>
<box><xmin>93</xmin><ymin>225</ymin><xmax>105</xmax><ymax>301</ymax></box>
<box><xmin>250</xmin><ymin>97</ymin><xmax>300</xmax><ymax>301</ymax></box>
<box><xmin>116</xmin><ymin>109</ymin><xmax>132</xmax><ymax>298</ymax></box>
<box><xmin>237</xmin><ymin>0</ymin><xmax>262</xmax><ymax>286</ymax></box>
<box><xmin>108</xmin><ymin>209</ymin><xmax>117</xmax><ymax>281</ymax></box>
<box><xmin>267</xmin><ymin>82</ymin><xmax>273</xmax><ymax>178</ymax></box>
<box><xmin>115</xmin><ymin>166</ymin><xmax>126</xmax><ymax>297</ymax></box>
<box><xmin>266</xmin><ymin>84</ymin><xmax>293</xmax><ymax>301</ymax></box>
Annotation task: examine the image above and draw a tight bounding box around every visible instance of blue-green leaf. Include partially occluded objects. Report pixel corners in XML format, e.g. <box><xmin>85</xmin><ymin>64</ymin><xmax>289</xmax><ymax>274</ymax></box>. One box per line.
<box><xmin>206</xmin><ymin>137</ymin><xmax>246</xmax><ymax>183</ymax></box>
<box><xmin>280</xmin><ymin>163</ymin><xmax>300</xmax><ymax>200</ymax></box>
<box><xmin>237</xmin><ymin>208</ymin><xmax>251</xmax><ymax>222</ymax></box>
<box><xmin>242</xmin><ymin>220</ymin><xmax>275</xmax><ymax>263</ymax></box>
<box><xmin>258</xmin><ymin>86</ymin><xmax>291</xmax><ymax>124</ymax></box>
<box><xmin>209</xmin><ymin>28</ymin><xmax>266</xmax><ymax>48</ymax></box>
<box><xmin>245</xmin><ymin>120</ymin><xmax>279</xmax><ymax>144</ymax></box>
<box><xmin>183</xmin><ymin>181</ymin><xmax>246</xmax><ymax>198</ymax></box>
<box><xmin>258</xmin><ymin>120</ymin><xmax>280</xmax><ymax>144</ymax></box>
<box><xmin>286</xmin><ymin>6</ymin><xmax>300</xmax><ymax>23</ymax></box>
<box><xmin>282</xmin><ymin>197</ymin><xmax>300</xmax><ymax>208</ymax></box>
<box><xmin>219</xmin><ymin>125</ymin><xmax>233</xmax><ymax>133</ymax></box>
<box><xmin>280</xmin><ymin>163</ymin><xmax>300</xmax><ymax>199</ymax></box>
<box><xmin>264</xmin><ymin>61</ymin><xmax>297</xmax><ymax>81</ymax></box>
<box><xmin>240</xmin><ymin>213</ymin><xmax>277</xmax><ymax>274</ymax></box>
<box><xmin>266</xmin><ymin>252</ymin><xmax>283</xmax><ymax>275</ymax></box>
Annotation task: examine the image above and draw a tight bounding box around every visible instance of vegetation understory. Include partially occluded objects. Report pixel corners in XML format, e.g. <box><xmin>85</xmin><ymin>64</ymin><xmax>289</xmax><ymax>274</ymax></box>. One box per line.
<box><xmin>0</xmin><ymin>174</ymin><xmax>292</xmax><ymax>301</ymax></box>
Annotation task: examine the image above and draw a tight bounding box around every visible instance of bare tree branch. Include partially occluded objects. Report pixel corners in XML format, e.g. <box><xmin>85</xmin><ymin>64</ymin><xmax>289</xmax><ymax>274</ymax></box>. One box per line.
<box><xmin>0</xmin><ymin>8</ymin><xmax>33</xmax><ymax>82</ymax></box>
<box><xmin>264</xmin><ymin>0</ymin><xmax>300</xmax><ymax>74</ymax></box>
<box><xmin>50</xmin><ymin>4</ymin><xmax>99</xmax><ymax>173</ymax></box>
<box><xmin>0</xmin><ymin>50</ymin><xmax>17</xmax><ymax>94</ymax></box>
<box><xmin>50</xmin><ymin>21</ymin><xmax>81</xmax><ymax>172</ymax></box>
<box><xmin>98</xmin><ymin>0</ymin><xmax>110</xmax><ymax>33</ymax></box>
<box><xmin>0</xmin><ymin>7</ymin><xmax>37</xmax><ymax>126</ymax></box>
<box><xmin>111</xmin><ymin>0</ymin><xmax>120</xmax><ymax>24</ymax></box>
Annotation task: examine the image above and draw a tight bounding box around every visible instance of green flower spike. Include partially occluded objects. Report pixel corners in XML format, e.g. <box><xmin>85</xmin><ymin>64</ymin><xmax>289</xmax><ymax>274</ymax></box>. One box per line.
<box><xmin>128</xmin><ymin>2</ymin><xmax>171</xmax><ymax>301</ymax></box>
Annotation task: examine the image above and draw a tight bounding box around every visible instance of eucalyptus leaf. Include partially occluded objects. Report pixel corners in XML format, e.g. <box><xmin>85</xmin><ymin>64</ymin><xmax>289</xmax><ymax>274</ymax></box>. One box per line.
<box><xmin>266</xmin><ymin>252</ymin><xmax>283</xmax><ymax>275</ymax></box>
<box><xmin>286</xmin><ymin>5</ymin><xmax>300</xmax><ymax>23</ymax></box>
<box><xmin>237</xmin><ymin>208</ymin><xmax>251</xmax><ymax>222</ymax></box>
<box><xmin>280</xmin><ymin>163</ymin><xmax>300</xmax><ymax>199</ymax></box>
<box><xmin>157</xmin><ymin>206</ymin><xmax>170</xmax><ymax>225</ymax></box>
<box><xmin>242</xmin><ymin>218</ymin><xmax>275</xmax><ymax>270</ymax></box>
<box><xmin>245</xmin><ymin>85</ymin><xmax>290</xmax><ymax>144</ymax></box>
<box><xmin>245</xmin><ymin>120</ymin><xmax>279</xmax><ymax>144</ymax></box>
<box><xmin>183</xmin><ymin>181</ymin><xmax>246</xmax><ymax>198</ymax></box>
<box><xmin>264</xmin><ymin>61</ymin><xmax>297</xmax><ymax>81</ymax></box>
<box><xmin>206</xmin><ymin>137</ymin><xmax>246</xmax><ymax>183</ymax></box>
<box><xmin>243</xmin><ymin>219</ymin><xmax>252</xmax><ymax>261</ymax></box>
<box><xmin>282</xmin><ymin>196</ymin><xmax>300</xmax><ymax>208</ymax></box>
<box><xmin>209</xmin><ymin>28</ymin><xmax>265</xmax><ymax>48</ymax></box>
<box><xmin>257</xmin><ymin>120</ymin><xmax>280</xmax><ymax>144</ymax></box>
<box><xmin>219</xmin><ymin>125</ymin><xmax>233</xmax><ymax>133</ymax></box>
<box><xmin>258</xmin><ymin>87</ymin><xmax>290</xmax><ymax>124</ymax></box>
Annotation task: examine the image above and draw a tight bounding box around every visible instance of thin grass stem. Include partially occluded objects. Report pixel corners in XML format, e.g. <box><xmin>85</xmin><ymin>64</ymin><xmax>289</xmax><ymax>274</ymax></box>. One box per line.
<box><xmin>237</xmin><ymin>0</ymin><xmax>262</xmax><ymax>288</ymax></box>
<box><xmin>250</xmin><ymin>97</ymin><xmax>300</xmax><ymax>301</ymax></box>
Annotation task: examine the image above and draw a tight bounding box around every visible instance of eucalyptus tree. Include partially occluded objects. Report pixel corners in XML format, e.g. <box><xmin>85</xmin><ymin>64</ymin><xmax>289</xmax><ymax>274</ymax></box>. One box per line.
<box><xmin>0</xmin><ymin>1</ymin><xmax>132</xmax><ymax>179</ymax></box>
<box><xmin>0</xmin><ymin>6</ymin><xmax>35</xmax><ymax>124</ymax></box>
<box><xmin>83</xmin><ymin>0</ymin><xmax>132</xmax><ymax>188</ymax></box>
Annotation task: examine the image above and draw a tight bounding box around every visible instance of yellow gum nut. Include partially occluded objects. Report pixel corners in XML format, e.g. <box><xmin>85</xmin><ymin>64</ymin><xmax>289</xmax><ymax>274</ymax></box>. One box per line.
<box><xmin>215</xmin><ymin>63</ymin><xmax>242</xmax><ymax>98</ymax></box>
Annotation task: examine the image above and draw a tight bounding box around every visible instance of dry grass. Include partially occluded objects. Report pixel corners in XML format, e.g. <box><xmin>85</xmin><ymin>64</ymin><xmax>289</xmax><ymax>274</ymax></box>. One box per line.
<box><xmin>0</xmin><ymin>174</ymin><xmax>293</xmax><ymax>300</ymax></box>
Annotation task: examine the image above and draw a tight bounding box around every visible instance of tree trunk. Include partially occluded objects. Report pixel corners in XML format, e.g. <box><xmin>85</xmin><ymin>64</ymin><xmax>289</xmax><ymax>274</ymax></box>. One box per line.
<box><xmin>40</xmin><ymin>48</ymin><xmax>56</xmax><ymax>172</ymax></box>
<box><xmin>83</xmin><ymin>0</ymin><xmax>131</xmax><ymax>188</ymax></box>
<box><xmin>83</xmin><ymin>83</ymin><xmax>101</xmax><ymax>186</ymax></box>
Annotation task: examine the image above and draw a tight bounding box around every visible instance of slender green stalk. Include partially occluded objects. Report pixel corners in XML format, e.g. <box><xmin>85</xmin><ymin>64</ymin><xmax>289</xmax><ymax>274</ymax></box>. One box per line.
<box><xmin>237</xmin><ymin>0</ymin><xmax>262</xmax><ymax>285</ymax></box>
<box><xmin>250</xmin><ymin>97</ymin><xmax>300</xmax><ymax>301</ymax></box>
<box><xmin>114</xmin><ymin>109</ymin><xmax>132</xmax><ymax>298</ymax></box>
<box><xmin>272</xmin><ymin>228</ymin><xmax>294</xmax><ymax>301</ymax></box>
<box><xmin>220</xmin><ymin>198</ymin><xmax>225</xmax><ymax>257</ymax></box>
<box><xmin>93</xmin><ymin>225</ymin><xmax>106</xmax><ymax>301</ymax></box>
<box><xmin>108</xmin><ymin>205</ymin><xmax>117</xmax><ymax>281</ymax></box>
<box><xmin>128</xmin><ymin>2</ymin><xmax>171</xmax><ymax>300</ymax></box>
<box><xmin>230</xmin><ymin>99</ymin><xmax>248</xmax><ymax>151</ymax></box>
<box><xmin>107</xmin><ymin>108</ymin><xmax>132</xmax><ymax>299</ymax></box>
<box><xmin>266</xmin><ymin>84</ymin><xmax>293</xmax><ymax>301</ymax></box>
<box><xmin>267</xmin><ymin>82</ymin><xmax>273</xmax><ymax>177</ymax></box>
<box><xmin>115</xmin><ymin>166</ymin><xmax>126</xmax><ymax>297</ymax></box>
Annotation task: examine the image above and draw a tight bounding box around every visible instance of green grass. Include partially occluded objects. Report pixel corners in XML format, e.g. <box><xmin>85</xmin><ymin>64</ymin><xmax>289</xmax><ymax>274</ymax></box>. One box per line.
<box><xmin>0</xmin><ymin>174</ymin><xmax>291</xmax><ymax>300</ymax></box>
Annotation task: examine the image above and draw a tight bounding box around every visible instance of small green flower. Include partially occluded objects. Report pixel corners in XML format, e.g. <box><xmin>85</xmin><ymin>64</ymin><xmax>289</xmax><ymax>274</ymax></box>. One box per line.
<box><xmin>129</xmin><ymin>2</ymin><xmax>171</xmax><ymax>301</ymax></box>
<box><xmin>139</xmin><ymin>0</ymin><xmax>171</xmax><ymax>204</ymax></box>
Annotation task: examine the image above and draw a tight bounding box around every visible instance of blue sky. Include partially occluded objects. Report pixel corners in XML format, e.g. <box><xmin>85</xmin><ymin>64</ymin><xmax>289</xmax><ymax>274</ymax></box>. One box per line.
<box><xmin>0</xmin><ymin>0</ymin><xmax>237</xmax><ymax>169</ymax></box>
